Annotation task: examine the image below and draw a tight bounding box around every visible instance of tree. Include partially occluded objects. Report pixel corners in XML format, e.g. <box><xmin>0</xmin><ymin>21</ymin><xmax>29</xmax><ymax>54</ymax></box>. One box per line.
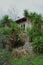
<box><xmin>24</xmin><ymin>10</ymin><xmax>29</xmax><ymax>17</ymax></box>
<box><xmin>24</xmin><ymin>10</ymin><xmax>30</xmax><ymax>22</ymax></box>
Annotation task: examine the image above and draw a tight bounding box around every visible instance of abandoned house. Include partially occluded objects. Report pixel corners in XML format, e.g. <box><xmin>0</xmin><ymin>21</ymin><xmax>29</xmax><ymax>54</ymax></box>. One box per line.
<box><xmin>15</xmin><ymin>17</ymin><xmax>32</xmax><ymax>32</ymax></box>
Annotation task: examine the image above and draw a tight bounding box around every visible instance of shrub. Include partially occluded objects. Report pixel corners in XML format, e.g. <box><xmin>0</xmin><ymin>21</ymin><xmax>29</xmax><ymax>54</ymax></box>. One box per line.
<box><xmin>32</xmin><ymin>36</ymin><xmax>43</xmax><ymax>53</ymax></box>
<box><xmin>0</xmin><ymin>15</ymin><xmax>25</xmax><ymax>49</ymax></box>
<box><xmin>26</xmin><ymin>12</ymin><xmax>43</xmax><ymax>54</ymax></box>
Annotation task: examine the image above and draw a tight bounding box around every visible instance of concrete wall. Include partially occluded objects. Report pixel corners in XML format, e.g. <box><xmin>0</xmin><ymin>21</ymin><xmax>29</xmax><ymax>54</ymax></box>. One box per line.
<box><xmin>18</xmin><ymin>20</ymin><xmax>32</xmax><ymax>32</ymax></box>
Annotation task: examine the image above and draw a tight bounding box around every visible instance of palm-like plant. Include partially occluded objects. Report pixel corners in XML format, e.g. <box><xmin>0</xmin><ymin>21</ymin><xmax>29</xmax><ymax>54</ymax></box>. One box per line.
<box><xmin>32</xmin><ymin>36</ymin><xmax>43</xmax><ymax>53</ymax></box>
<box><xmin>0</xmin><ymin>15</ymin><xmax>14</xmax><ymax>27</ymax></box>
<box><xmin>26</xmin><ymin>10</ymin><xmax>43</xmax><ymax>53</ymax></box>
<box><xmin>24</xmin><ymin>10</ymin><xmax>29</xmax><ymax>17</ymax></box>
<box><xmin>24</xmin><ymin>10</ymin><xmax>30</xmax><ymax>22</ymax></box>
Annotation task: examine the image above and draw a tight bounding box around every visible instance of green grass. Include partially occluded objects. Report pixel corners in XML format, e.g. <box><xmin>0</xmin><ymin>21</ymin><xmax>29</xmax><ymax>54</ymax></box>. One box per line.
<box><xmin>9</xmin><ymin>54</ymin><xmax>43</xmax><ymax>65</ymax></box>
<box><xmin>31</xmin><ymin>55</ymin><xmax>43</xmax><ymax>65</ymax></box>
<box><xmin>9</xmin><ymin>56</ymin><xmax>28</xmax><ymax>65</ymax></box>
<box><xmin>0</xmin><ymin>49</ymin><xmax>43</xmax><ymax>65</ymax></box>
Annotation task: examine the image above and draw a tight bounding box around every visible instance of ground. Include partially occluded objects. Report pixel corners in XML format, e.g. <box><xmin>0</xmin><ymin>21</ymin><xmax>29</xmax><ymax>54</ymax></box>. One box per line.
<box><xmin>0</xmin><ymin>49</ymin><xmax>43</xmax><ymax>65</ymax></box>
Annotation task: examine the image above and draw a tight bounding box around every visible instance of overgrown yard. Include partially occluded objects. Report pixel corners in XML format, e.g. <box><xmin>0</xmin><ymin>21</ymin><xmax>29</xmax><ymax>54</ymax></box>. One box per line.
<box><xmin>0</xmin><ymin>49</ymin><xmax>43</xmax><ymax>65</ymax></box>
<box><xmin>9</xmin><ymin>55</ymin><xmax>43</xmax><ymax>65</ymax></box>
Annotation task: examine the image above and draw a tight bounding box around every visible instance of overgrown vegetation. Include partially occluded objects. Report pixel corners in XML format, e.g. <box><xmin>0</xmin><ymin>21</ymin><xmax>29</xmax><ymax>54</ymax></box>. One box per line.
<box><xmin>0</xmin><ymin>10</ymin><xmax>43</xmax><ymax>65</ymax></box>
<box><xmin>9</xmin><ymin>55</ymin><xmax>43</xmax><ymax>65</ymax></box>
<box><xmin>0</xmin><ymin>49</ymin><xmax>43</xmax><ymax>65</ymax></box>
<box><xmin>0</xmin><ymin>15</ymin><xmax>25</xmax><ymax>50</ymax></box>
<box><xmin>24</xmin><ymin>10</ymin><xmax>43</xmax><ymax>53</ymax></box>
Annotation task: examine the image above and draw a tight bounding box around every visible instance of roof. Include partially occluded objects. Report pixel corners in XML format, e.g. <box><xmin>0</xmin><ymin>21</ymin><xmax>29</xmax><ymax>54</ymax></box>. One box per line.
<box><xmin>15</xmin><ymin>17</ymin><xmax>26</xmax><ymax>23</ymax></box>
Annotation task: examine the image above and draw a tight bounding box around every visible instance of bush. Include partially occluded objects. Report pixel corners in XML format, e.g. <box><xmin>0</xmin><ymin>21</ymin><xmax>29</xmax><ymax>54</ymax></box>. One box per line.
<box><xmin>0</xmin><ymin>15</ymin><xmax>25</xmax><ymax>49</ymax></box>
<box><xmin>32</xmin><ymin>36</ymin><xmax>43</xmax><ymax>53</ymax></box>
<box><xmin>27</xmin><ymin>27</ymin><xmax>43</xmax><ymax>53</ymax></box>
<box><xmin>26</xmin><ymin>12</ymin><xmax>43</xmax><ymax>54</ymax></box>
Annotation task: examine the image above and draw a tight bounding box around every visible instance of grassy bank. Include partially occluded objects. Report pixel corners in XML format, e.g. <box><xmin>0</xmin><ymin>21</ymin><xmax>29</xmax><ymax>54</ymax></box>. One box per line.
<box><xmin>0</xmin><ymin>49</ymin><xmax>43</xmax><ymax>65</ymax></box>
<box><xmin>9</xmin><ymin>54</ymin><xmax>43</xmax><ymax>65</ymax></box>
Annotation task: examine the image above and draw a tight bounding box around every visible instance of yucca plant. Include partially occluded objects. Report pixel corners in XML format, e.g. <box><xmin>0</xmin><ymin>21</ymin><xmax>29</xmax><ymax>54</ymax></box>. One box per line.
<box><xmin>32</xmin><ymin>36</ymin><xmax>43</xmax><ymax>53</ymax></box>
